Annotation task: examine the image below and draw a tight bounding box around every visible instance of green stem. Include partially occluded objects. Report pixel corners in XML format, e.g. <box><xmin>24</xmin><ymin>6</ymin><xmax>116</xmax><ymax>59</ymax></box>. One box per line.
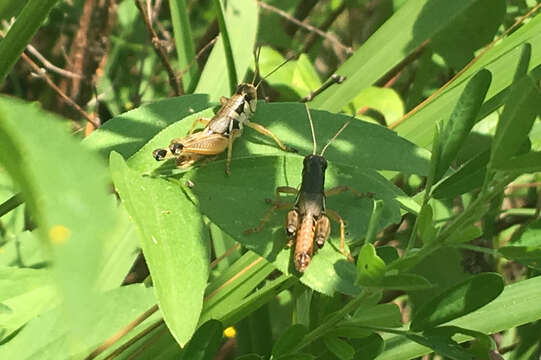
<box><xmin>0</xmin><ymin>0</ymin><xmax>60</xmax><ymax>83</ymax></box>
<box><xmin>292</xmin><ymin>290</ymin><xmax>373</xmax><ymax>352</ymax></box>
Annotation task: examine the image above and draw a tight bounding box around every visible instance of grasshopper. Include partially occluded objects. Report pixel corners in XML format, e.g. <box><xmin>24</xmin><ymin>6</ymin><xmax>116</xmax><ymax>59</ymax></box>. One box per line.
<box><xmin>245</xmin><ymin>104</ymin><xmax>370</xmax><ymax>272</ymax></box>
<box><xmin>152</xmin><ymin>52</ymin><xmax>295</xmax><ymax>175</ymax></box>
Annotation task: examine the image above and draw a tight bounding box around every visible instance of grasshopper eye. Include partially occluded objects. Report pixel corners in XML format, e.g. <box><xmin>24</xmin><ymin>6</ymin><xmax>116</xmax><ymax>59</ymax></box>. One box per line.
<box><xmin>153</xmin><ymin>149</ymin><xmax>168</xmax><ymax>161</ymax></box>
<box><xmin>169</xmin><ymin>142</ymin><xmax>184</xmax><ymax>155</ymax></box>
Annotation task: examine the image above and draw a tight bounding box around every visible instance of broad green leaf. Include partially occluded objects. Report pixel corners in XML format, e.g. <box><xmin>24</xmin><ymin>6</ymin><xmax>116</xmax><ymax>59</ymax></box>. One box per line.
<box><xmin>180</xmin><ymin>320</ymin><xmax>223</xmax><ymax>360</ymax></box>
<box><xmin>169</xmin><ymin>0</ymin><xmax>198</xmax><ymax>91</ymax></box>
<box><xmin>0</xmin><ymin>96</ymin><xmax>116</xmax><ymax>338</ymax></box>
<box><xmin>379</xmin><ymin>276</ymin><xmax>541</xmax><ymax>359</ymax></box>
<box><xmin>324</xmin><ymin>336</ymin><xmax>355</xmax><ymax>360</ymax></box>
<box><xmin>351</xmin><ymin>303</ymin><xmax>402</xmax><ymax>328</ymax></box>
<box><xmin>356</xmin><ymin>243</ymin><xmax>386</xmax><ymax>285</ymax></box>
<box><xmin>130</xmin><ymin>102</ymin><xmax>431</xmax><ymax>176</ymax></box>
<box><xmin>493</xmin><ymin>151</ymin><xmax>541</xmax><ymax>173</ymax></box>
<box><xmin>96</xmin><ymin>203</ymin><xmax>140</xmax><ymax>291</ymax></box>
<box><xmin>0</xmin><ymin>0</ymin><xmax>60</xmax><ymax>82</ymax></box>
<box><xmin>272</xmin><ymin>324</ymin><xmax>308</xmax><ymax>357</ymax></box>
<box><xmin>236</xmin><ymin>355</ymin><xmax>264</xmax><ymax>360</ymax></box>
<box><xmin>410</xmin><ymin>273</ymin><xmax>504</xmax><ymax>331</ymax></box>
<box><xmin>352</xmin><ymin>333</ymin><xmax>384</xmax><ymax>359</ymax></box>
<box><xmin>275</xmin><ymin>354</ymin><xmax>315</xmax><ymax>360</ymax></box>
<box><xmin>83</xmin><ymin>94</ymin><xmax>211</xmax><ymax>159</ymax></box>
<box><xmin>110</xmin><ymin>152</ymin><xmax>209</xmax><ymax>346</ymax></box>
<box><xmin>489</xmin><ymin>73</ymin><xmax>541</xmax><ymax>167</ymax></box>
<box><xmin>0</xmin><ymin>284</ymin><xmax>156</xmax><ymax>360</ymax></box>
<box><xmin>312</xmin><ymin>0</ymin><xmax>494</xmax><ymax>112</ymax></box>
<box><xmin>395</xmin><ymin>13</ymin><xmax>541</xmax><ymax>148</ymax></box>
<box><xmin>364</xmin><ymin>199</ymin><xmax>384</xmax><ymax>245</ymax></box>
<box><xmin>434</xmin><ymin>69</ymin><xmax>491</xmax><ymax>181</ymax></box>
<box><xmin>326</xmin><ymin>326</ymin><xmax>373</xmax><ymax>339</ymax></box>
<box><xmin>377</xmin><ymin>273</ymin><xmax>433</xmax><ymax>291</ymax></box>
<box><xmin>430</xmin><ymin>0</ymin><xmax>505</xmax><ymax>70</ymax></box>
<box><xmin>195</xmin><ymin>0</ymin><xmax>258</xmax><ymax>100</ymax></box>
<box><xmin>0</xmin><ymin>267</ymin><xmax>58</xmax><ymax>340</ymax></box>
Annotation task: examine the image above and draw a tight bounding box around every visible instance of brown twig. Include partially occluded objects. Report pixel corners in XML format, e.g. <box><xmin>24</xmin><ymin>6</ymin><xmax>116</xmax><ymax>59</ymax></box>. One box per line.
<box><xmin>178</xmin><ymin>36</ymin><xmax>218</xmax><ymax>81</ymax></box>
<box><xmin>135</xmin><ymin>0</ymin><xmax>182</xmax><ymax>96</ymax></box>
<box><xmin>300</xmin><ymin>74</ymin><xmax>346</xmax><ymax>102</ymax></box>
<box><xmin>301</xmin><ymin>1</ymin><xmax>347</xmax><ymax>54</ymax></box>
<box><xmin>84</xmin><ymin>304</ymin><xmax>160</xmax><ymax>360</ymax></box>
<box><xmin>210</xmin><ymin>242</ymin><xmax>240</xmax><ymax>269</ymax></box>
<box><xmin>22</xmin><ymin>53</ymin><xmax>99</xmax><ymax>127</ymax></box>
<box><xmin>256</xmin><ymin>0</ymin><xmax>353</xmax><ymax>55</ymax></box>
<box><xmin>389</xmin><ymin>2</ymin><xmax>541</xmax><ymax>130</ymax></box>
<box><xmin>284</xmin><ymin>0</ymin><xmax>318</xmax><ymax>37</ymax></box>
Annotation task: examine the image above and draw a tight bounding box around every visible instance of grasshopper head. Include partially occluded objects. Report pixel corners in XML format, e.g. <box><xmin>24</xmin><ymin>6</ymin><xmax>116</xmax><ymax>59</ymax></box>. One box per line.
<box><xmin>301</xmin><ymin>155</ymin><xmax>327</xmax><ymax>193</ymax></box>
<box><xmin>237</xmin><ymin>83</ymin><xmax>257</xmax><ymax>102</ymax></box>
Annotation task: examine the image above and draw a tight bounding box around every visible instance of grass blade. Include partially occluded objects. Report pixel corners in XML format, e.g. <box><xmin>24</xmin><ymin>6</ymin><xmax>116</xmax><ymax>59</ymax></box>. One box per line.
<box><xmin>169</xmin><ymin>0</ymin><xmax>198</xmax><ymax>92</ymax></box>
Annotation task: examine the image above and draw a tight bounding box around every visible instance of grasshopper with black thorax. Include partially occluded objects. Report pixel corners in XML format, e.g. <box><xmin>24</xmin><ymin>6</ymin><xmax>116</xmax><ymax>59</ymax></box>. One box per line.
<box><xmin>245</xmin><ymin>104</ymin><xmax>371</xmax><ymax>272</ymax></box>
<box><xmin>152</xmin><ymin>53</ymin><xmax>295</xmax><ymax>175</ymax></box>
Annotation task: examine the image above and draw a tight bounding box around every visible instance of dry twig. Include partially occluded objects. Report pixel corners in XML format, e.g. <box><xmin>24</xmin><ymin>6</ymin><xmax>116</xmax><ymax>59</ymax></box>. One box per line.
<box><xmin>256</xmin><ymin>0</ymin><xmax>353</xmax><ymax>55</ymax></box>
<box><xmin>135</xmin><ymin>0</ymin><xmax>183</xmax><ymax>96</ymax></box>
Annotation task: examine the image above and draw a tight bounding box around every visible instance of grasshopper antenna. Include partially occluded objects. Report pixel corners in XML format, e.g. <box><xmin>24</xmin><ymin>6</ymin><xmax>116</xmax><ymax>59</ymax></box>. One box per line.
<box><xmin>320</xmin><ymin>120</ymin><xmax>351</xmax><ymax>156</ymax></box>
<box><xmin>256</xmin><ymin>52</ymin><xmax>297</xmax><ymax>88</ymax></box>
<box><xmin>251</xmin><ymin>46</ymin><xmax>262</xmax><ymax>85</ymax></box>
<box><xmin>304</xmin><ymin>103</ymin><xmax>317</xmax><ymax>155</ymax></box>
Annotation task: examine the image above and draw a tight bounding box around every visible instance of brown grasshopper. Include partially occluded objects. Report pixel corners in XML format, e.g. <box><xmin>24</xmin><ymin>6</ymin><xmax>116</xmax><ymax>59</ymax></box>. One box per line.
<box><xmin>152</xmin><ymin>53</ymin><xmax>295</xmax><ymax>175</ymax></box>
<box><xmin>245</xmin><ymin>104</ymin><xmax>370</xmax><ymax>272</ymax></box>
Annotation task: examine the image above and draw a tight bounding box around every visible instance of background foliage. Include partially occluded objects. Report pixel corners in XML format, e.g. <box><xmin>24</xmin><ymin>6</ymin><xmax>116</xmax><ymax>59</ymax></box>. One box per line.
<box><xmin>1</xmin><ymin>0</ymin><xmax>541</xmax><ymax>359</ymax></box>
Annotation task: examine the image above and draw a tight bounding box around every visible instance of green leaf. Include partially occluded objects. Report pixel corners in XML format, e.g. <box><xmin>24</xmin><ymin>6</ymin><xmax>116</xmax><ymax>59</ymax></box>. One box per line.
<box><xmin>291</xmin><ymin>54</ymin><xmax>322</xmax><ymax>98</ymax></box>
<box><xmin>110</xmin><ymin>152</ymin><xmax>209</xmax><ymax>346</ymax></box>
<box><xmin>83</xmin><ymin>94</ymin><xmax>211</xmax><ymax>159</ymax></box>
<box><xmin>379</xmin><ymin>276</ymin><xmax>541</xmax><ymax>359</ymax></box>
<box><xmin>351</xmin><ymin>303</ymin><xmax>403</xmax><ymax>328</ymax></box>
<box><xmin>378</xmin><ymin>273</ymin><xmax>433</xmax><ymax>291</ymax></box>
<box><xmin>395</xmin><ymin>13</ymin><xmax>541</xmax><ymax>149</ymax></box>
<box><xmin>348</xmin><ymin>87</ymin><xmax>405</xmax><ymax>125</ymax></box>
<box><xmin>0</xmin><ymin>231</ymin><xmax>47</xmax><ymax>268</ymax></box>
<box><xmin>364</xmin><ymin>199</ymin><xmax>384</xmax><ymax>245</ymax></box>
<box><xmin>489</xmin><ymin>73</ymin><xmax>541</xmax><ymax>167</ymax></box>
<box><xmin>0</xmin><ymin>0</ymin><xmax>60</xmax><ymax>82</ymax></box>
<box><xmin>0</xmin><ymin>96</ymin><xmax>116</xmax><ymax>338</ymax></box>
<box><xmin>324</xmin><ymin>337</ymin><xmax>355</xmax><ymax>360</ymax></box>
<box><xmin>312</xmin><ymin>0</ymin><xmax>494</xmax><ymax>112</ymax></box>
<box><xmin>446</xmin><ymin>225</ymin><xmax>482</xmax><ymax>245</ymax></box>
<box><xmin>0</xmin><ymin>267</ymin><xmax>58</xmax><ymax>340</ymax></box>
<box><xmin>196</xmin><ymin>0</ymin><xmax>258</xmax><ymax>100</ymax></box>
<box><xmin>352</xmin><ymin>333</ymin><xmax>384</xmax><ymax>359</ymax></box>
<box><xmin>275</xmin><ymin>354</ymin><xmax>315</xmax><ymax>360</ymax></box>
<box><xmin>0</xmin><ymin>284</ymin><xmax>157</xmax><ymax>360</ymax></box>
<box><xmin>132</xmin><ymin>102</ymin><xmax>430</xmax><ymax>175</ymax></box>
<box><xmin>493</xmin><ymin>151</ymin><xmax>541</xmax><ymax>173</ymax></box>
<box><xmin>417</xmin><ymin>204</ymin><xmax>436</xmax><ymax>244</ymax></box>
<box><xmin>272</xmin><ymin>324</ymin><xmax>308</xmax><ymax>357</ymax></box>
<box><xmin>404</xmin><ymin>333</ymin><xmax>477</xmax><ymax>360</ymax></box>
<box><xmin>434</xmin><ymin>69</ymin><xmax>492</xmax><ymax>181</ymax></box>
<box><xmin>356</xmin><ymin>243</ymin><xmax>386</xmax><ymax>285</ymax></box>
<box><xmin>213</xmin><ymin>0</ymin><xmax>237</xmax><ymax>94</ymax></box>
<box><xmin>432</xmin><ymin>150</ymin><xmax>489</xmax><ymax>199</ymax></box>
<box><xmin>410</xmin><ymin>273</ymin><xmax>504</xmax><ymax>331</ymax></box>
<box><xmin>180</xmin><ymin>320</ymin><xmax>223</xmax><ymax>360</ymax></box>
<box><xmin>169</xmin><ymin>0</ymin><xmax>198</xmax><ymax>91</ymax></box>
<box><xmin>430</xmin><ymin>0</ymin><xmax>505</xmax><ymax>70</ymax></box>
